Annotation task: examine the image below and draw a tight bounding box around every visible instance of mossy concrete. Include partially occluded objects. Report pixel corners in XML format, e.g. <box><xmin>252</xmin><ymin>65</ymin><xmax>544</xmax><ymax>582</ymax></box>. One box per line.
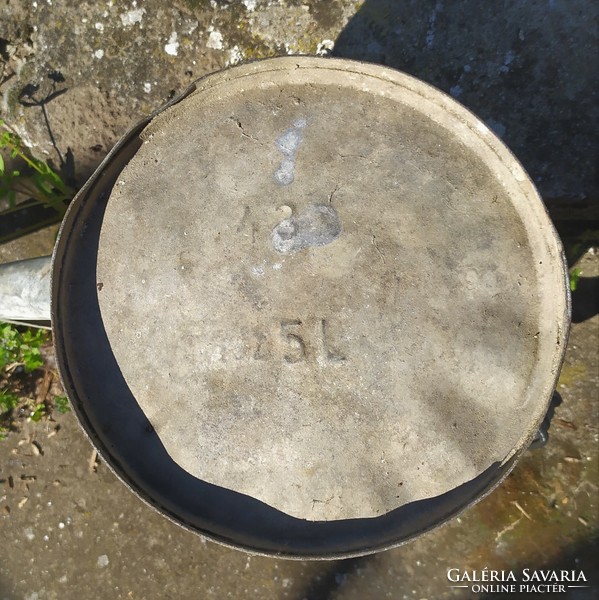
<box><xmin>0</xmin><ymin>0</ymin><xmax>359</xmax><ymax>184</ymax></box>
<box><xmin>1</xmin><ymin>0</ymin><xmax>596</xmax><ymax>203</ymax></box>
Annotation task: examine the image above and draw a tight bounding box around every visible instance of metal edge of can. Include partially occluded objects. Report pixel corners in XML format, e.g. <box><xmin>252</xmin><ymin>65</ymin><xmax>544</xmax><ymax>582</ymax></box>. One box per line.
<box><xmin>49</xmin><ymin>56</ymin><xmax>572</xmax><ymax>559</ymax></box>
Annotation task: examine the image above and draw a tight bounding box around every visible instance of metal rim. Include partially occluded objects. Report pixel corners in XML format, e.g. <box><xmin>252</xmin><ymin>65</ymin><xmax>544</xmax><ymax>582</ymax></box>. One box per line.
<box><xmin>51</xmin><ymin>56</ymin><xmax>570</xmax><ymax>559</ymax></box>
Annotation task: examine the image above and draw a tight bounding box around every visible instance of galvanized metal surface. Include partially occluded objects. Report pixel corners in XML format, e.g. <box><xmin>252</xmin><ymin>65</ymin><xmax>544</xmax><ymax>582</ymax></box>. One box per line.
<box><xmin>0</xmin><ymin>256</ymin><xmax>52</xmax><ymax>321</ymax></box>
<box><xmin>52</xmin><ymin>57</ymin><xmax>569</xmax><ymax>557</ymax></box>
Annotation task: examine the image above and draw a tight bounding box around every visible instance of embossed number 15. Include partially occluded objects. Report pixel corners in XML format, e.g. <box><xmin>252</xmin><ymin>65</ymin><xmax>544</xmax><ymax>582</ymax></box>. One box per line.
<box><xmin>256</xmin><ymin>318</ymin><xmax>346</xmax><ymax>364</ymax></box>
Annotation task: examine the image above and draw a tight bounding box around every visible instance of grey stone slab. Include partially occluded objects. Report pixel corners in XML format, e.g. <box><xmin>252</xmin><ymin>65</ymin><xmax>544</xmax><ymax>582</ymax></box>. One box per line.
<box><xmin>334</xmin><ymin>0</ymin><xmax>599</xmax><ymax>202</ymax></box>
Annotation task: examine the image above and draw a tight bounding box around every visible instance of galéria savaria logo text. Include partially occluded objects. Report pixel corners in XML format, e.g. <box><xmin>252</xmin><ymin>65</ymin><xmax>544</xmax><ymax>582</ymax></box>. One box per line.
<box><xmin>447</xmin><ymin>568</ymin><xmax>589</xmax><ymax>594</ymax></box>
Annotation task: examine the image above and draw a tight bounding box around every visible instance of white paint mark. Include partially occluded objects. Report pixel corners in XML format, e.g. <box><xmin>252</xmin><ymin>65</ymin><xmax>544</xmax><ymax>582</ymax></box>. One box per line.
<box><xmin>242</xmin><ymin>0</ymin><xmax>257</xmax><ymax>10</ymax></box>
<box><xmin>275</xmin><ymin>158</ymin><xmax>295</xmax><ymax>185</ymax></box>
<box><xmin>165</xmin><ymin>32</ymin><xmax>179</xmax><ymax>56</ymax></box>
<box><xmin>316</xmin><ymin>39</ymin><xmax>335</xmax><ymax>56</ymax></box>
<box><xmin>278</xmin><ymin>131</ymin><xmax>303</xmax><ymax>155</ymax></box>
<box><xmin>272</xmin><ymin>204</ymin><xmax>341</xmax><ymax>254</ymax></box>
<box><xmin>143</xmin><ymin>82</ymin><xmax>152</xmax><ymax>93</ymax></box>
<box><xmin>94</xmin><ymin>22</ymin><xmax>104</xmax><ymax>33</ymax></box>
<box><xmin>252</xmin><ymin>266</ymin><xmax>265</xmax><ymax>277</ymax></box>
<box><xmin>97</xmin><ymin>554</ymin><xmax>109</xmax><ymax>568</ymax></box>
<box><xmin>274</xmin><ymin>119</ymin><xmax>307</xmax><ymax>186</ymax></box>
<box><xmin>120</xmin><ymin>8</ymin><xmax>145</xmax><ymax>27</ymax></box>
<box><xmin>425</xmin><ymin>1</ymin><xmax>443</xmax><ymax>48</ymax></box>
<box><xmin>24</xmin><ymin>527</ymin><xmax>35</xmax><ymax>541</ymax></box>
<box><xmin>207</xmin><ymin>28</ymin><xmax>224</xmax><ymax>50</ymax></box>
<box><xmin>93</xmin><ymin>49</ymin><xmax>104</xmax><ymax>59</ymax></box>
<box><xmin>272</xmin><ymin>263</ymin><xmax>283</xmax><ymax>270</ymax></box>
<box><xmin>449</xmin><ymin>85</ymin><xmax>463</xmax><ymax>98</ymax></box>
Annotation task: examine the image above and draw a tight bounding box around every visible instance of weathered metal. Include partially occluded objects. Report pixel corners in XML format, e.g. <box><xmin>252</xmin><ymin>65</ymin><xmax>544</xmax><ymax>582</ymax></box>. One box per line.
<box><xmin>51</xmin><ymin>57</ymin><xmax>570</xmax><ymax>558</ymax></box>
<box><xmin>0</xmin><ymin>256</ymin><xmax>52</xmax><ymax>322</ymax></box>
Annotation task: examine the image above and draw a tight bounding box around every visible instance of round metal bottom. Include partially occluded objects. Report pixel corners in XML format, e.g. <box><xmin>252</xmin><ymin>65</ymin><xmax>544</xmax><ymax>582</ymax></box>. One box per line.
<box><xmin>52</xmin><ymin>57</ymin><xmax>569</xmax><ymax>558</ymax></box>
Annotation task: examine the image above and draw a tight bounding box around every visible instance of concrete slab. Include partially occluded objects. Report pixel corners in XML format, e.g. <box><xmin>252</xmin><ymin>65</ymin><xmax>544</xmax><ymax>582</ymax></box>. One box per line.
<box><xmin>334</xmin><ymin>0</ymin><xmax>599</xmax><ymax>203</ymax></box>
<box><xmin>1</xmin><ymin>0</ymin><xmax>596</xmax><ymax>202</ymax></box>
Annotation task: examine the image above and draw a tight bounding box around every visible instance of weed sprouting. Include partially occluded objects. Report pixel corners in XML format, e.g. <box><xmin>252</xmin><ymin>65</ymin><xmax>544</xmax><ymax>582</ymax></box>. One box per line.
<box><xmin>0</xmin><ymin>389</ymin><xmax>19</xmax><ymax>414</ymax></box>
<box><xmin>53</xmin><ymin>395</ymin><xmax>71</xmax><ymax>414</ymax></box>
<box><xmin>0</xmin><ymin>322</ymin><xmax>67</xmax><ymax>439</ymax></box>
<box><xmin>0</xmin><ymin>119</ymin><xmax>73</xmax><ymax>215</ymax></box>
<box><xmin>0</xmin><ymin>322</ymin><xmax>48</xmax><ymax>372</ymax></box>
<box><xmin>30</xmin><ymin>402</ymin><xmax>45</xmax><ymax>422</ymax></box>
<box><xmin>569</xmin><ymin>268</ymin><xmax>582</xmax><ymax>292</ymax></box>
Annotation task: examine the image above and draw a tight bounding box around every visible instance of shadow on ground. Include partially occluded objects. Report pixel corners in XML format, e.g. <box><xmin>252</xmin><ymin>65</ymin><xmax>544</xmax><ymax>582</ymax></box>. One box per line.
<box><xmin>572</xmin><ymin>276</ymin><xmax>599</xmax><ymax>323</ymax></box>
<box><xmin>334</xmin><ymin>0</ymin><xmax>599</xmax><ymax>268</ymax></box>
<box><xmin>333</xmin><ymin>0</ymin><xmax>598</xmax><ymax>205</ymax></box>
<box><xmin>0</xmin><ymin>70</ymin><xmax>76</xmax><ymax>244</ymax></box>
<box><xmin>299</xmin><ymin>556</ymin><xmax>372</xmax><ymax>600</ymax></box>
<box><xmin>479</xmin><ymin>537</ymin><xmax>599</xmax><ymax>600</ymax></box>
